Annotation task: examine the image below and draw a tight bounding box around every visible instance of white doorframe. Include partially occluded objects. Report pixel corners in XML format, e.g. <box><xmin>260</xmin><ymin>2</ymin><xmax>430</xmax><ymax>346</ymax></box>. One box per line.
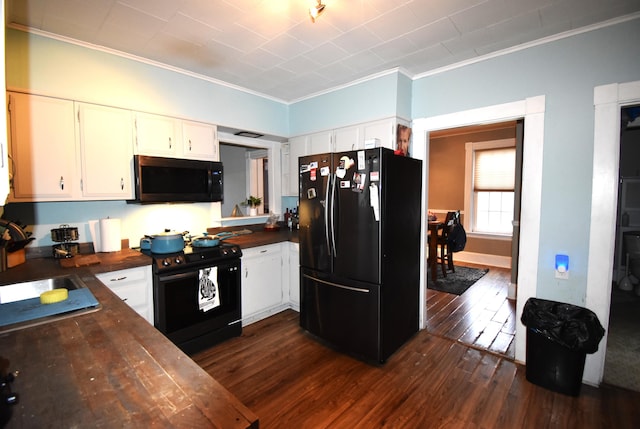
<box><xmin>586</xmin><ymin>80</ymin><xmax>640</xmax><ymax>385</ymax></box>
<box><xmin>413</xmin><ymin>95</ymin><xmax>546</xmax><ymax>364</ymax></box>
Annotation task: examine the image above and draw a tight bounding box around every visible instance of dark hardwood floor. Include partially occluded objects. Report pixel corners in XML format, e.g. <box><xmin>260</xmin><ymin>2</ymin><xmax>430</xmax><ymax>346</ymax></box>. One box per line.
<box><xmin>193</xmin><ymin>309</ymin><xmax>640</xmax><ymax>428</ymax></box>
<box><xmin>426</xmin><ymin>263</ymin><xmax>516</xmax><ymax>359</ymax></box>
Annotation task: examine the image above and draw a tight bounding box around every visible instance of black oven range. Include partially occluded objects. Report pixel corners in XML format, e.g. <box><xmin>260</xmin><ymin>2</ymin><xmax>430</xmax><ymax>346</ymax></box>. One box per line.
<box><xmin>148</xmin><ymin>243</ymin><xmax>242</xmax><ymax>355</ymax></box>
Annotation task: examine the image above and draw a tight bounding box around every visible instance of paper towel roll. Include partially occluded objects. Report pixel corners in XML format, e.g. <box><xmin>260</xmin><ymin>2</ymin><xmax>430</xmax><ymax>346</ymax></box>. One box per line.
<box><xmin>99</xmin><ymin>218</ymin><xmax>121</xmax><ymax>252</ymax></box>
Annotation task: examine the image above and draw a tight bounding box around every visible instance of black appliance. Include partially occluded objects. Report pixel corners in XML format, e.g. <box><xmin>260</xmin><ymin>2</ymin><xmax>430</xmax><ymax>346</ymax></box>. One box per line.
<box><xmin>129</xmin><ymin>155</ymin><xmax>223</xmax><ymax>203</ymax></box>
<box><xmin>299</xmin><ymin>148</ymin><xmax>422</xmax><ymax>363</ymax></box>
<box><xmin>151</xmin><ymin>242</ymin><xmax>242</xmax><ymax>354</ymax></box>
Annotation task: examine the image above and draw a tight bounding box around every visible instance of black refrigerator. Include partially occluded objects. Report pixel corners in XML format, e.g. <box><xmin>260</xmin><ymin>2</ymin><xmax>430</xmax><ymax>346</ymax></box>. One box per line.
<box><xmin>299</xmin><ymin>147</ymin><xmax>422</xmax><ymax>363</ymax></box>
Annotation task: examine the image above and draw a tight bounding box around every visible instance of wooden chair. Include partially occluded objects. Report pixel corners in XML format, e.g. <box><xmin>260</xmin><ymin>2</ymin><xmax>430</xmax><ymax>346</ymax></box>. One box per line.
<box><xmin>437</xmin><ymin>211</ymin><xmax>460</xmax><ymax>277</ymax></box>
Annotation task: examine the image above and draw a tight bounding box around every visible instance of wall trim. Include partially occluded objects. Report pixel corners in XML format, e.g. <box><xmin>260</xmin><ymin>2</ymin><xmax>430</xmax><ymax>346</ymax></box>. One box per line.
<box><xmin>413</xmin><ymin>95</ymin><xmax>545</xmax><ymax>364</ymax></box>
<box><xmin>586</xmin><ymin>79</ymin><xmax>640</xmax><ymax>386</ymax></box>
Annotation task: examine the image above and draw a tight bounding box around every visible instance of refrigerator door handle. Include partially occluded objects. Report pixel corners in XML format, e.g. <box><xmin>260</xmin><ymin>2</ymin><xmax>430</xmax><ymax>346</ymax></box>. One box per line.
<box><xmin>324</xmin><ymin>173</ymin><xmax>332</xmax><ymax>255</ymax></box>
<box><xmin>302</xmin><ymin>274</ymin><xmax>370</xmax><ymax>293</ymax></box>
<box><xmin>329</xmin><ymin>173</ymin><xmax>337</xmax><ymax>256</ymax></box>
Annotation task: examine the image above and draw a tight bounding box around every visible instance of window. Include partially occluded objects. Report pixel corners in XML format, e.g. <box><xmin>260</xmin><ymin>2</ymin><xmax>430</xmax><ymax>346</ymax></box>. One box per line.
<box><xmin>465</xmin><ymin>140</ymin><xmax>516</xmax><ymax>235</ymax></box>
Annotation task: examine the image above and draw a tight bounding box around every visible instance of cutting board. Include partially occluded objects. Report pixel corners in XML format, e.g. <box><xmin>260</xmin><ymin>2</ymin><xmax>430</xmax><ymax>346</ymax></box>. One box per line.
<box><xmin>0</xmin><ymin>288</ymin><xmax>100</xmax><ymax>327</ymax></box>
<box><xmin>59</xmin><ymin>254</ymin><xmax>101</xmax><ymax>268</ymax></box>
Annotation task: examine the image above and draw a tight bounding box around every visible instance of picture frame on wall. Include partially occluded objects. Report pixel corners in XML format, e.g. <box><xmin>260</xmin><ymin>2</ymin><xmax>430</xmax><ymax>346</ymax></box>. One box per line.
<box><xmin>396</xmin><ymin>124</ymin><xmax>412</xmax><ymax>157</ymax></box>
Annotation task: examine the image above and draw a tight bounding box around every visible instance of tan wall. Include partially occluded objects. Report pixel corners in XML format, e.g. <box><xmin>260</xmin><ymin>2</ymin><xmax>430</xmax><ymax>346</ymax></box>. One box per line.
<box><xmin>428</xmin><ymin>126</ymin><xmax>516</xmax><ymax>258</ymax></box>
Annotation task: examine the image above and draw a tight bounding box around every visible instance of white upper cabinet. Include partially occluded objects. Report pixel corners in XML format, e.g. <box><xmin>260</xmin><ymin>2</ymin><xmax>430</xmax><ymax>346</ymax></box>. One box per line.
<box><xmin>307</xmin><ymin>131</ymin><xmax>332</xmax><ymax>156</ymax></box>
<box><xmin>77</xmin><ymin>103</ymin><xmax>134</xmax><ymax>200</ymax></box>
<box><xmin>7</xmin><ymin>92</ymin><xmax>79</xmax><ymax>201</ymax></box>
<box><xmin>135</xmin><ymin>114</ymin><xmax>219</xmax><ymax>161</ymax></box>
<box><xmin>281</xmin><ymin>118</ymin><xmax>409</xmax><ymax>196</ymax></box>
<box><xmin>333</xmin><ymin>125</ymin><xmax>362</xmax><ymax>153</ymax></box>
<box><xmin>134</xmin><ymin>112</ymin><xmax>180</xmax><ymax>157</ymax></box>
<box><xmin>283</xmin><ymin>135</ymin><xmax>307</xmax><ymax>196</ymax></box>
<box><xmin>182</xmin><ymin>120</ymin><xmax>219</xmax><ymax>161</ymax></box>
<box><xmin>363</xmin><ymin>118</ymin><xmax>397</xmax><ymax>151</ymax></box>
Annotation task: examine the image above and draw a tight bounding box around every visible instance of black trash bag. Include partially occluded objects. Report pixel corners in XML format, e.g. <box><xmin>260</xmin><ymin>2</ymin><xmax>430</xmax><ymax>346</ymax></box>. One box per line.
<box><xmin>521</xmin><ymin>298</ymin><xmax>605</xmax><ymax>354</ymax></box>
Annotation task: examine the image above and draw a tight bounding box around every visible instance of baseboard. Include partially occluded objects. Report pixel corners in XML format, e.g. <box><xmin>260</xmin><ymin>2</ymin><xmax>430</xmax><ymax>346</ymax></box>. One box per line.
<box><xmin>454</xmin><ymin>251</ymin><xmax>511</xmax><ymax>268</ymax></box>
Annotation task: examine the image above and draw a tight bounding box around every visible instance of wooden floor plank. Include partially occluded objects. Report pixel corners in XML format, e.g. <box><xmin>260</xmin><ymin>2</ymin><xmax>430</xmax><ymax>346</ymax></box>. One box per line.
<box><xmin>192</xmin><ymin>309</ymin><xmax>640</xmax><ymax>428</ymax></box>
<box><xmin>426</xmin><ymin>263</ymin><xmax>516</xmax><ymax>360</ymax></box>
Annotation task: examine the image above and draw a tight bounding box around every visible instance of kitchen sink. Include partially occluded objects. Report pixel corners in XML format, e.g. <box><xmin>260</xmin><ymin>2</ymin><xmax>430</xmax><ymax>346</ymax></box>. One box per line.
<box><xmin>0</xmin><ymin>274</ymin><xmax>101</xmax><ymax>332</ymax></box>
<box><xmin>0</xmin><ymin>274</ymin><xmax>86</xmax><ymax>303</ymax></box>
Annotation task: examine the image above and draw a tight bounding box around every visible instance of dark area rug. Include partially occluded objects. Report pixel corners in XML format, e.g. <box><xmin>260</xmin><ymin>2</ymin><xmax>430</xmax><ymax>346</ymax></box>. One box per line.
<box><xmin>427</xmin><ymin>266</ymin><xmax>489</xmax><ymax>295</ymax></box>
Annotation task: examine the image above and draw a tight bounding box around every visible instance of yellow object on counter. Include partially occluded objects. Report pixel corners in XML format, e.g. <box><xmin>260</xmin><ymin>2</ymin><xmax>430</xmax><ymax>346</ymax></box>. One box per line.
<box><xmin>40</xmin><ymin>288</ymin><xmax>69</xmax><ymax>304</ymax></box>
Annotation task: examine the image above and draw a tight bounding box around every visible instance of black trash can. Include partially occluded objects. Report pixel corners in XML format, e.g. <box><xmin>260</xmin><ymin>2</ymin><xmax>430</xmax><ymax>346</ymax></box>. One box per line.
<box><xmin>521</xmin><ymin>298</ymin><xmax>605</xmax><ymax>396</ymax></box>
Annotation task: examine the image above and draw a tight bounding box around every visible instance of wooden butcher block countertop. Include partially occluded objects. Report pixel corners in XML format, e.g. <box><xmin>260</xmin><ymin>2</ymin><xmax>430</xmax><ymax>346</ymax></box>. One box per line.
<box><xmin>207</xmin><ymin>224</ymin><xmax>298</xmax><ymax>249</ymax></box>
<box><xmin>0</xmin><ymin>250</ymin><xmax>259</xmax><ymax>428</ymax></box>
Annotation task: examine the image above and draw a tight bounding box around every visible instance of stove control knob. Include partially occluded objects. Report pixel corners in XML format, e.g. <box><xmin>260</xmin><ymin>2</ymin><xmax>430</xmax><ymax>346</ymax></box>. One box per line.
<box><xmin>222</xmin><ymin>248</ymin><xmax>229</xmax><ymax>255</ymax></box>
<box><xmin>175</xmin><ymin>256</ymin><xmax>184</xmax><ymax>264</ymax></box>
<box><xmin>231</xmin><ymin>246</ymin><xmax>238</xmax><ymax>253</ymax></box>
<box><xmin>162</xmin><ymin>258</ymin><xmax>172</xmax><ymax>267</ymax></box>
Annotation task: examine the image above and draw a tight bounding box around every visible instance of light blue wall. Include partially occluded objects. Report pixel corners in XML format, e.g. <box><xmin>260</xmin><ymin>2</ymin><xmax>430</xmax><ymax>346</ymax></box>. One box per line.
<box><xmin>4</xmin><ymin>28</ymin><xmax>290</xmax><ymax>246</ymax></box>
<box><xmin>413</xmin><ymin>17</ymin><xmax>640</xmax><ymax>304</ymax></box>
<box><xmin>288</xmin><ymin>71</ymin><xmax>404</xmax><ymax>136</ymax></box>
<box><xmin>396</xmin><ymin>72</ymin><xmax>412</xmax><ymax>121</ymax></box>
<box><xmin>5</xmin><ymin>29</ymin><xmax>288</xmax><ymax>137</ymax></box>
<box><xmin>5</xmin><ymin>17</ymin><xmax>640</xmax><ymax>307</ymax></box>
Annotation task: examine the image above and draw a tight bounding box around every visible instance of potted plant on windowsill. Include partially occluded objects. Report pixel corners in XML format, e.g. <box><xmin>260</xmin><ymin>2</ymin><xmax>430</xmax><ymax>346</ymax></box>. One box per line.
<box><xmin>245</xmin><ymin>196</ymin><xmax>262</xmax><ymax>216</ymax></box>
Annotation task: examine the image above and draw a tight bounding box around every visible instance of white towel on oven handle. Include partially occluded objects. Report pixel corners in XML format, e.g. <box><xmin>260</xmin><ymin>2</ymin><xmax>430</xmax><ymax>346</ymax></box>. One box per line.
<box><xmin>198</xmin><ymin>267</ymin><xmax>220</xmax><ymax>312</ymax></box>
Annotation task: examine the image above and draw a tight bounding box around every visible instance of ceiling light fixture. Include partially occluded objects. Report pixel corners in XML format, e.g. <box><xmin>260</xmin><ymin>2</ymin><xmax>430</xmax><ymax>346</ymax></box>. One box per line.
<box><xmin>234</xmin><ymin>131</ymin><xmax>264</xmax><ymax>138</ymax></box>
<box><xmin>309</xmin><ymin>1</ymin><xmax>325</xmax><ymax>23</ymax></box>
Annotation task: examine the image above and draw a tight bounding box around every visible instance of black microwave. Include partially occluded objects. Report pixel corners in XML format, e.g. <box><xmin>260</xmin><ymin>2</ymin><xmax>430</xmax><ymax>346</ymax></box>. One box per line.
<box><xmin>129</xmin><ymin>155</ymin><xmax>223</xmax><ymax>203</ymax></box>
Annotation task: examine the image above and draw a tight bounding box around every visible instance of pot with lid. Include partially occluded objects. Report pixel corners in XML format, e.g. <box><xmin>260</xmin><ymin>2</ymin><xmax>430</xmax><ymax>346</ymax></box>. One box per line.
<box><xmin>51</xmin><ymin>224</ymin><xmax>79</xmax><ymax>242</ymax></box>
<box><xmin>140</xmin><ymin>229</ymin><xmax>187</xmax><ymax>254</ymax></box>
<box><xmin>191</xmin><ymin>231</ymin><xmax>235</xmax><ymax>248</ymax></box>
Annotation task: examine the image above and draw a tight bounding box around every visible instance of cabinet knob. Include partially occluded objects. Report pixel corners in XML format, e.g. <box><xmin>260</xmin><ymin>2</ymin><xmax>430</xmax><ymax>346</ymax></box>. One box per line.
<box><xmin>189</xmin><ymin>139</ymin><xmax>192</xmax><ymax>151</ymax></box>
<box><xmin>120</xmin><ymin>178</ymin><xmax>124</xmax><ymax>190</ymax></box>
<box><xmin>59</xmin><ymin>176</ymin><xmax>64</xmax><ymax>190</ymax></box>
<box><xmin>168</xmin><ymin>137</ymin><xmax>172</xmax><ymax>149</ymax></box>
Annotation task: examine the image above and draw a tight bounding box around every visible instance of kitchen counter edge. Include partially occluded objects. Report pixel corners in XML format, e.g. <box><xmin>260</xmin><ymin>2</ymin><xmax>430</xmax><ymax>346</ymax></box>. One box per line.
<box><xmin>0</xmin><ymin>249</ymin><xmax>259</xmax><ymax>428</ymax></box>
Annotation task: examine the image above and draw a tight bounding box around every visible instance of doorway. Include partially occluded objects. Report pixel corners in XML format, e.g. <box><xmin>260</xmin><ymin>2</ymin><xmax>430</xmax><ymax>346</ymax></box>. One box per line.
<box><xmin>413</xmin><ymin>95</ymin><xmax>546</xmax><ymax>364</ymax></box>
<box><xmin>586</xmin><ymin>80</ymin><xmax>640</xmax><ymax>385</ymax></box>
<box><xmin>426</xmin><ymin>121</ymin><xmax>521</xmax><ymax>359</ymax></box>
<box><xmin>603</xmin><ymin>104</ymin><xmax>640</xmax><ymax>391</ymax></box>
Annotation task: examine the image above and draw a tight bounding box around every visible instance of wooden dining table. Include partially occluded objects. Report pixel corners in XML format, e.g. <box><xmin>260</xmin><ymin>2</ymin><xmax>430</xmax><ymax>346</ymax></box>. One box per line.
<box><xmin>428</xmin><ymin>221</ymin><xmax>443</xmax><ymax>281</ymax></box>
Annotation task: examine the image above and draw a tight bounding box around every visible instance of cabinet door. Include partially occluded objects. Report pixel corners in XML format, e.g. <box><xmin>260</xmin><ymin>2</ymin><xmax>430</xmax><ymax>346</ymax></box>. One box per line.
<box><xmin>182</xmin><ymin>120</ymin><xmax>219</xmax><ymax>160</ymax></box>
<box><xmin>334</xmin><ymin>125</ymin><xmax>362</xmax><ymax>153</ymax></box>
<box><xmin>134</xmin><ymin>112</ymin><xmax>180</xmax><ymax>157</ymax></box>
<box><xmin>242</xmin><ymin>244</ymin><xmax>283</xmax><ymax>320</ymax></box>
<box><xmin>285</xmin><ymin>136</ymin><xmax>307</xmax><ymax>196</ymax></box>
<box><xmin>77</xmin><ymin>103</ymin><xmax>134</xmax><ymax>199</ymax></box>
<box><xmin>307</xmin><ymin>131</ymin><xmax>332</xmax><ymax>156</ymax></box>
<box><xmin>289</xmin><ymin>242</ymin><xmax>300</xmax><ymax>308</ymax></box>
<box><xmin>96</xmin><ymin>266</ymin><xmax>153</xmax><ymax>324</ymax></box>
<box><xmin>7</xmin><ymin>92</ymin><xmax>78</xmax><ymax>201</ymax></box>
<box><xmin>363</xmin><ymin>119</ymin><xmax>396</xmax><ymax>150</ymax></box>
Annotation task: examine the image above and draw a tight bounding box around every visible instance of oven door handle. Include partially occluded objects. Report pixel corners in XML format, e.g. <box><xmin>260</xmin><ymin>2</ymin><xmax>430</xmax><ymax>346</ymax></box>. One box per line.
<box><xmin>158</xmin><ymin>271</ymin><xmax>199</xmax><ymax>283</ymax></box>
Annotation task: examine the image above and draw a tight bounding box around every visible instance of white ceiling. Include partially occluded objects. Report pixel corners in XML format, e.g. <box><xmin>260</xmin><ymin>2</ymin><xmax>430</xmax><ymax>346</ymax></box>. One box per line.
<box><xmin>6</xmin><ymin>0</ymin><xmax>640</xmax><ymax>103</ymax></box>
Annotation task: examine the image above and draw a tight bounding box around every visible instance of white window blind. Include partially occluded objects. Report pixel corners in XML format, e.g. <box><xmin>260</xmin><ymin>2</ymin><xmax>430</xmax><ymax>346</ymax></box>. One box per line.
<box><xmin>474</xmin><ymin>148</ymin><xmax>515</xmax><ymax>191</ymax></box>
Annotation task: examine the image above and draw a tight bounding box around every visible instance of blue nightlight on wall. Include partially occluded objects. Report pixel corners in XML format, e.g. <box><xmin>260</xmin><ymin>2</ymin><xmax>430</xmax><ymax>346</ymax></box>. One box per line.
<box><xmin>555</xmin><ymin>254</ymin><xmax>569</xmax><ymax>279</ymax></box>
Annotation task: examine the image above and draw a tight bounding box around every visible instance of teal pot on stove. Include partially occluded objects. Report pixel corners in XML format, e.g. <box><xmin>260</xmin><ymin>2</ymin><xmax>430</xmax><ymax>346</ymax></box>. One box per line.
<box><xmin>140</xmin><ymin>230</ymin><xmax>186</xmax><ymax>254</ymax></box>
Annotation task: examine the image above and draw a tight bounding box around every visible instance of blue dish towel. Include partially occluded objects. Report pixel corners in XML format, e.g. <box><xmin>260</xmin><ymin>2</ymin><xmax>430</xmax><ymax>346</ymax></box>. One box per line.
<box><xmin>0</xmin><ymin>288</ymin><xmax>100</xmax><ymax>327</ymax></box>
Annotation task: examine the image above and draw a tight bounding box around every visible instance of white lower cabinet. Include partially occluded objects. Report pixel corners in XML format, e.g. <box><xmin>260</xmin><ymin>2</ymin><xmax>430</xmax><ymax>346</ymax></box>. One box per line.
<box><xmin>288</xmin><ymin>242</ymin><xmax>300</xmax><ymax>309</ymax></box>
<box><xmin>241</xmin><ymin>243</ymin><xmax>285</xmax><ymax>325</ymax></box>
<box><xmin>96</xmin><ymin>266</ymin><xmax>153</xmax><ymax>324</ymax></box>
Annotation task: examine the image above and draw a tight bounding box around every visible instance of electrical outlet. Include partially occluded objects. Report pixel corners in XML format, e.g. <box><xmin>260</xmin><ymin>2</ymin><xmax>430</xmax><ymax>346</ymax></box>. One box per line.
<box><xmin>555</xmin><ymin>268</ymin><xmax>569</xmax><ymax>279</ymax></box>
